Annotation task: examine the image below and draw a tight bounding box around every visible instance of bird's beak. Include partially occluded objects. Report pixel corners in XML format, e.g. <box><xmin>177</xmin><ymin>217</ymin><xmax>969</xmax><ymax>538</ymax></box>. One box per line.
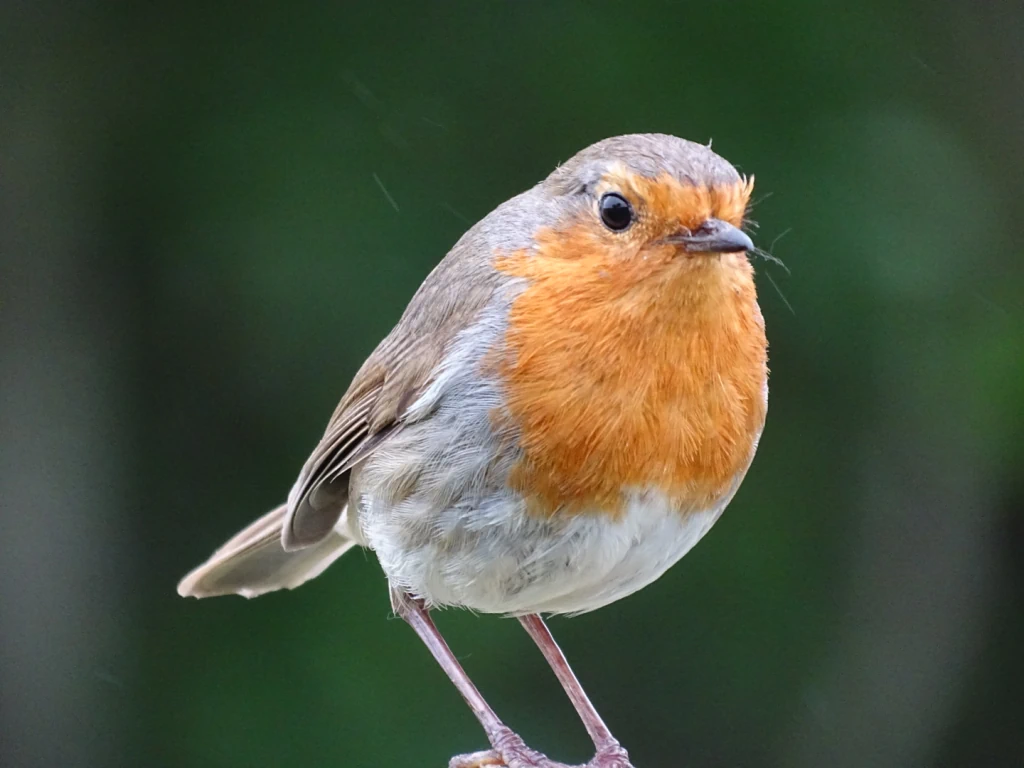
<box><xmin>665</xmin><ymin>218</ymin><xmax>754</xmax><ymax>254</ymax></box>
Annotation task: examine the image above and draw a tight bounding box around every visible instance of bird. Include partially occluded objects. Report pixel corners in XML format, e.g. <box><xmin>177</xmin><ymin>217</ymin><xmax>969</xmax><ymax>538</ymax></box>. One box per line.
<box><xmin>177</xmin><ymin>133</ymin><xmax>769</xmax><ymax>768</ymax></box>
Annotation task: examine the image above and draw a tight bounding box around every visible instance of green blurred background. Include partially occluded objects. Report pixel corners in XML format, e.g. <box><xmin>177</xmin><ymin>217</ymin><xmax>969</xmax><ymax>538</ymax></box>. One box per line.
<box><xmin>3</xmin><ymin>2</ymin><xmax>1022</xmax><ymax>767</ymax></box>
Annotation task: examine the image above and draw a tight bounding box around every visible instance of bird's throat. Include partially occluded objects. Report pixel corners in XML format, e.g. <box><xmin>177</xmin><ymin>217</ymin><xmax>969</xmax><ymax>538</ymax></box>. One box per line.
<box><xmin>493</xmin><ymin>242</ymin><xmax>768</xmax><ymax>519</ymax></box>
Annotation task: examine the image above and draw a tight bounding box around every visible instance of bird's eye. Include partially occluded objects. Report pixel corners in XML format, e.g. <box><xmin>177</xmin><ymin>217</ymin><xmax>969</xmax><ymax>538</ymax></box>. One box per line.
<box><xmin>598</xmin><ymin>192</ymin><xmax>633</xmax><ymax>232</ymax></box>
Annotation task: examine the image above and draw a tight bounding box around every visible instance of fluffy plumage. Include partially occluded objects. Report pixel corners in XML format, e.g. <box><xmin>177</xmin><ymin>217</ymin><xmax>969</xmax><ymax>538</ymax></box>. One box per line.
<box><xmin>179</xmin><ymin>133</ymin><xmax>768</xmax><ymax>616</ymax></box>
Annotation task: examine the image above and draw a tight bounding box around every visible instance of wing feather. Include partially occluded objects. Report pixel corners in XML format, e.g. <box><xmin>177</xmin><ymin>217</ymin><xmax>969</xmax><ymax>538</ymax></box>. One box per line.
<box><xmin>280</xmin><ymin>233</ymin><xmax>508</xmax><ymax>551</ymax></box>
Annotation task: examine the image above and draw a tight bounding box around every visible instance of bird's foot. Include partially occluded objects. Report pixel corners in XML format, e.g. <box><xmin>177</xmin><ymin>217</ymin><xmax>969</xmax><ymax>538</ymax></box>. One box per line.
<box><xmin>586</xmin><ymin>741</ymin><xmax>632</xmax><ymax>768</ymax></box>
<box><xmin>449</xmin><ymin>727</ymin><xmax>575</xmax><ymax>768</ymax></box>
<box><xmin>449</xmin><ymin>733</ymin><xmax>634</xmax><ymax>768</ymax></box>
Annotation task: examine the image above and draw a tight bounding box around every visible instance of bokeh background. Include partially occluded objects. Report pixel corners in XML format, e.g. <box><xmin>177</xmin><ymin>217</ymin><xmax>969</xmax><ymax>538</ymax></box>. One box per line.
<box><xmin>3</xmin><ymin>2</ymin><xmax>1022</xmax><ymax>767</ymax></box>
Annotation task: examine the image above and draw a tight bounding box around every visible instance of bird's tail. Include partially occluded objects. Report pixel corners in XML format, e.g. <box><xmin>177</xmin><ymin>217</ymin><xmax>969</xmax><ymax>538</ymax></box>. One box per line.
<box><xmin>177</xmin><ymin>503</ymin><xmax>357</xmax><ymax>599</ymax></box>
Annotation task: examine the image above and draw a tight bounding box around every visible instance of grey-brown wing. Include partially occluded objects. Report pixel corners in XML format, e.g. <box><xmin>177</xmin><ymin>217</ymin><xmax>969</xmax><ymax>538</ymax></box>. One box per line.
<box><xmin>281</xmin><ymin>239</ymin><xmax>506</xmax><ymax>551</ymax></box>
<box><xmin>282</xmin><ymin>388</ymin><xmax>381</xmax><ymax>549</ymax></box>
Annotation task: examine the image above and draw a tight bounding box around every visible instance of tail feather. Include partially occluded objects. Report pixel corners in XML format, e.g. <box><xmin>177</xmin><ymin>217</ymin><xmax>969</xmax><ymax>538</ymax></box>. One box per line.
<box><xmin>177</xmin><ymin>503</ymin><xmax>356</xmax><ymax>599</ymax></box>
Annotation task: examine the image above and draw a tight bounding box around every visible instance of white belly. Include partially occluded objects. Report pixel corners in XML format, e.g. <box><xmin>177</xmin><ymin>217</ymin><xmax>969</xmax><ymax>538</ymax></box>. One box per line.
<box><xmin>349</xmin><ymin>306</ymin><xmax>749</xmax><ymax>615</ymax></box>
<box><xmin>358</xmin><ymin>485</ymin><xmax>730</xmax><ymax>616</ymax></box>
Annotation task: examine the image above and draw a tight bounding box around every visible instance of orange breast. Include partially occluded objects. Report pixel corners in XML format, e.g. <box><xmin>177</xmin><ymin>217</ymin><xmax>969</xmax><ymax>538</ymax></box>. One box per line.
<box><xmin>493</xmin><ymin>221</ymin><xmax>768</xmax><ymax>519</ymax></box>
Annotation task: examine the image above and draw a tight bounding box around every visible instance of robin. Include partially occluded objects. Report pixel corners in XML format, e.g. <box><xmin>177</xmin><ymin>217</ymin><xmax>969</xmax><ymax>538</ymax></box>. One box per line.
<box><xmin>178</xmin><ymin>133</ymin><xmax>769</xmax><ymax>768</ymax></box>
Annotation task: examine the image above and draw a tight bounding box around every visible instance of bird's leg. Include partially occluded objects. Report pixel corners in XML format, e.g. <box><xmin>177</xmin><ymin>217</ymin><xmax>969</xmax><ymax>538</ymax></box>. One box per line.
<box><xmin>390</xmin><ymin>590</ymin><xmax>564</xmax><ymax>768</ymax></box>
<box><xmin>518</xmin><ymin>614</ymin><xmax>631</xmax><ymax>768</ymax></box>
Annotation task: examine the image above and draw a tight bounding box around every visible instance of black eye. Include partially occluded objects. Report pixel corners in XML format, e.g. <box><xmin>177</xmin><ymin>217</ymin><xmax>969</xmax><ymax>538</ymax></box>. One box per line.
<box><xmin>598</xmin><ymin>192</ymin><xmax>633</xmax><ymax>231</ymax></box>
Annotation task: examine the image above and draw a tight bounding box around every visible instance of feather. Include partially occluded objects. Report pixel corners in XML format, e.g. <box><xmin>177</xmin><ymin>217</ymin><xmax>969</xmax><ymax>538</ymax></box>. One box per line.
<box><xmin>177</xmin><ymin>504</ymin><xmax>356</xmax><ymax>599</ymax></box>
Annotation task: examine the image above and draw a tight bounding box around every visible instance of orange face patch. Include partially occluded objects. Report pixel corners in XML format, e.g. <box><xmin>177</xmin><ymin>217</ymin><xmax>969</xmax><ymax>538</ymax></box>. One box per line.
<box><xmin>492</xmin><ymin>174</ymin><xmax>767</xmax><ymax>519</ymax></box>
<box><xmin>607</xmin><ymin>165</ymin><xmax>754</xmax><ymax>231</ymax></box>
